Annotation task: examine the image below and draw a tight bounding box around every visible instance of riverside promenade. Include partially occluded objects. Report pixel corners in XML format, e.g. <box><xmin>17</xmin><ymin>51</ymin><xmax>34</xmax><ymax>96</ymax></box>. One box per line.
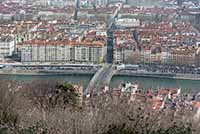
<box><xmin>1</xmin><ymin>67</ymin><xmax>200</xmax><ymax>81</ymax></box>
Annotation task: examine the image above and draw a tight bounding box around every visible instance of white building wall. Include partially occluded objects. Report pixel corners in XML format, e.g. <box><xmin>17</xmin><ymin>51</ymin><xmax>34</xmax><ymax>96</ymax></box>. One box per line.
<box><xmin>0</xmin><ymin>40</ymin><xmax>15</xmax><ymax>58</ymax></box>
<box><xmin>89</xmin><ymin>47</ymin><xmax>100</xmax><ymax>63</ymax></box>
<box><xmin>46</xmin><ymin>45</ymin><xmax>56</xmax><ymax>61</ymax></box>
<box><xmin>114</xmin><ymin>48</ymin><xmax>123</xmax><ymax>63</ymax></box>
<box><xmin>21</xmin><ymin>43</ymin><xmax>104</xmax><ymax>63</ymax></box>
<box><xmin>75</xmin><ymin>46</ymin><xmax>89</xmax><ymax>62</ymax></box>
<box><xmin>65</xmin><ymin>46</ymin><xmax>71</xmax><ymax>61</ymax></box>
<box><xmin>56</xmin><ymin>45</ymin><xmax>64</xmax><ymax>61</ymax></box>
<box><xmin>31</xmin><ymin>45</ymin><xmax>38</xmax><ymax>61</ymax></box>
<box><xmin>115</xmin><ymin>18</ymin><xmax>140</xmax><ymax>27</ymax></box>
<box><xmin>21</xmin><ymin>46</ymin><xmax>32</xmax><ymax>62</ymax></box>
<box><xmin>38</xmin><ymin>46</ymin><xmax>46</xmax><ymax>62</ymax></box>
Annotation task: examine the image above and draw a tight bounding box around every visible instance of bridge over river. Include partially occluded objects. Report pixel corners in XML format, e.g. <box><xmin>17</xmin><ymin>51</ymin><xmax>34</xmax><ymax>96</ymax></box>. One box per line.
<box><xmin>85</xmin><ymin>2</ymin><xmax>123</xmax><ymax>95</ymax></box>
<box><xmin>85</xmin><ymin>64</ymin><xmax>117</xmax><ymax>95</ymax></box>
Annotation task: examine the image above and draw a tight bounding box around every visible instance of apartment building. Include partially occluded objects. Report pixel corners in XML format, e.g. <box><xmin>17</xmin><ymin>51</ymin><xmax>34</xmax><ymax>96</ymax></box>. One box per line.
<box><xmin>113</xmin><ymin>44</ymin><xmax>137</xmax><ymax>64</ymax></box>
<box><xmin>114</xmin><ymin>47</ymin><xmax>124</xmax><ymax>64</ymax></box>
<box><xmin>115</xmin><ymin>18</ymin><xmax>140</xmax><ymax>28</ymax></box>
<box><xmin>169</xmin><ymin>49</ymin><xmax>196</xmax><ymax>66</ymax></box>
<box><xmin>0</xmin><ymin>36</ymin><xmax>15</xmax><ymax>58</ymax></box>
<box><xmin>20</xmin><ymin>40</ymin><xmax>105</xmax><ymax>64</ymax></box>
<box><xmin>75</xmin><ymin>45</ymin><xmax>102</xmax><ymax>63</ymax></box>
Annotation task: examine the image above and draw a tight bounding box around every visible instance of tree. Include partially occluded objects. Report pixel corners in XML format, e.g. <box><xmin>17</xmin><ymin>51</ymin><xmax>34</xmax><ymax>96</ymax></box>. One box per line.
<box><xmin>20</xmin><ymin>121</ymin><xmax>48</xmax><ymax>134</ymax></box>
<box><xmin>0</xmin><ymin>79</ymin><xmax>197</xmax><ymax>134</ymax></box>
<box><xmin>0</xmin><ymin>80</ymin><xmax>19</xmax><ymax>134</ymax></box>
<box><xmin>53</xmin><ymin>82</ymin><xmax>80</xmax><ymax>108</ymax></box>
<box><xmin>24</xmin><ymin>80</ymin><xmax>80</xmax><ymax>110</ymax></box>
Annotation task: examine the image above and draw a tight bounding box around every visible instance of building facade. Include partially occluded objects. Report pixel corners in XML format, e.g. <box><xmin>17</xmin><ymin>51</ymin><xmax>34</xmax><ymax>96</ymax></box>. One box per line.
<box><xmin>20</xmin><ymin>40</ymin><xmax>105</xmax><ymax>64</ymax></box>
<box><xmin>0</xmin><ymin>38</ymin><xmax>15</xmax><ymax>58</ymax></box>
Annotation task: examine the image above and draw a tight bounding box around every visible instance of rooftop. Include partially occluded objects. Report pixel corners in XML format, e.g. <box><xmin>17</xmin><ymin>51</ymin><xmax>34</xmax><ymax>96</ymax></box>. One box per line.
<box><xmin>21</xmin><ymin>40</ymin><xmax>105</xmax><ymax>47</ymax></box>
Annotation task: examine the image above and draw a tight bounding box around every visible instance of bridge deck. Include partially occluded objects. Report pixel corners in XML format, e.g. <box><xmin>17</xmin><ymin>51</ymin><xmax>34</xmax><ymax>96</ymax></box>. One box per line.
<box><xmin>85</xmin><ymin>64</ymin><xmax>116</xmax><ymax>95</ymax></box>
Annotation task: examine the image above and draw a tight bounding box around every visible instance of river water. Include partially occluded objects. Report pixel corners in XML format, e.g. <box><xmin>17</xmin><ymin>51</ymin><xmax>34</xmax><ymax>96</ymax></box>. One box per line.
<box><xmin>127</xmin><ymin>0</ymin><xmax>165</xmax><ymax>7</ymax></box>
<box><xmin>1</xmin><ymin>74</ymin><xmax>200</xmax><ymax>93</ymax></box>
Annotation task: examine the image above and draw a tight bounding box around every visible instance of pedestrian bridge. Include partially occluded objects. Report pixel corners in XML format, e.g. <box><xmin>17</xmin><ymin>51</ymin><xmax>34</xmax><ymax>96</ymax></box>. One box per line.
<box><xmin>85</xmin><ymin>64</ymin><xmax>117</xmax><ymax>95</ymax></box>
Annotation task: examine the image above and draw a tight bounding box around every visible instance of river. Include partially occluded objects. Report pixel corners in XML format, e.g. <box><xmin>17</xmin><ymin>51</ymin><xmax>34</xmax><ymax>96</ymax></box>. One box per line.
<box><xmin>127</xmin><ymin>0</ymin><xmax>165</xmax><ymax>7</ymax></box>
<box><xmin>1</xmin><ymin>74</ymin><xmax>200</xmax><ymax>93</ymax></box>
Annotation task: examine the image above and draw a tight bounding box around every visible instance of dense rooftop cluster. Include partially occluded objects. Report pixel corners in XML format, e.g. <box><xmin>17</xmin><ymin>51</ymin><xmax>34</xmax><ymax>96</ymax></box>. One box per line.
<box><xmin>0</xmin><ymin>0</ymin><xmax>199</xmax><ymax>66</ymax></box>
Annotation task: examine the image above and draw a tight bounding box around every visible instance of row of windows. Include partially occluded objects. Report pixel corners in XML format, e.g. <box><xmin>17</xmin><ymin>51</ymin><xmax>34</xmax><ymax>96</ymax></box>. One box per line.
<box><xmin>21</xmin><ymin>46</ymin><xmax>102</xmax><ymax>63</ymax></box>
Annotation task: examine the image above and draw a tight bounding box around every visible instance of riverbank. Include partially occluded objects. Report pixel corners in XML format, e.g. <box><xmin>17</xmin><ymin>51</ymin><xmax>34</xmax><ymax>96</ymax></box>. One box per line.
<box><xmin>1</xmin><ymin>71</ymin><xmax>200</xmax><ymax>92</ymax></box>
<box><xmin>117</xmin><ymin>71</ymin><xmax>200</xmax><ymax>81</ymax></box>
<box><xmin>0</xmin><ymin>69</ymin><xmax>96</xmax><ymax>76</ymax></box>
<box><xmin>1</xmin><ymin>69</ymin><xmax>200</xmax><ymax>81</ymax></box>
